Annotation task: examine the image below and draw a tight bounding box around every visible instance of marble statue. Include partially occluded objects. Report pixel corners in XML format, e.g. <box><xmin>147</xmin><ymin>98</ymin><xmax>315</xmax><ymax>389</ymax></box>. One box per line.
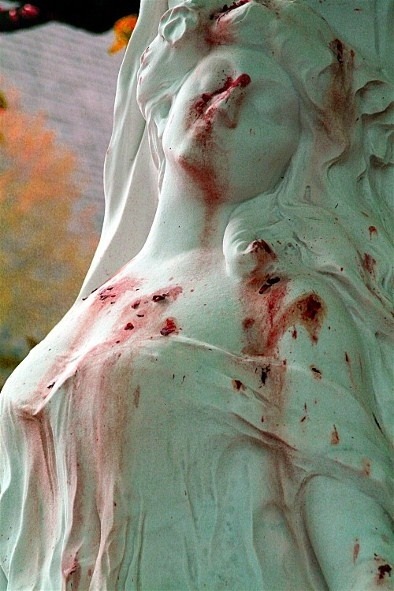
<box><xmin>0</xmin><ymin>0</ymin><xmax>393</xmax><ymax>589</ymax></box>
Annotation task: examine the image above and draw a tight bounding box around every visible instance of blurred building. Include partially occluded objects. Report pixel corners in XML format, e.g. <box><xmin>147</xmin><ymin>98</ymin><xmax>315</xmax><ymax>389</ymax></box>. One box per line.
<box><xmin>0</xmin><ymin>18</ymin><xmax>124</xmax><ymax>229</ymax></box>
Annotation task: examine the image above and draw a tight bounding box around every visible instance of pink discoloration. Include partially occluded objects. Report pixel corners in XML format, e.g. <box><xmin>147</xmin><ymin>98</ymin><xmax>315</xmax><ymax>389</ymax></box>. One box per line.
<box><xmin>32</xmin><ymin>281</ymin><xmax>184</xmax><ymax>409</ymax></box>
<box><xmin>63</xmin><ymin>555</ymin><xmax>81</xmax><ymax>587</ymax></box>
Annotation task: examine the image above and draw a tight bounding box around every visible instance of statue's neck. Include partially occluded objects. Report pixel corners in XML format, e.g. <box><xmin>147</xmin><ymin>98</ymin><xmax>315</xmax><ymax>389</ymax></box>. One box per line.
<box><xmin>137</xmin><ymin>164</ymin><xmax>236</xmax><ymax>264</ymax></box>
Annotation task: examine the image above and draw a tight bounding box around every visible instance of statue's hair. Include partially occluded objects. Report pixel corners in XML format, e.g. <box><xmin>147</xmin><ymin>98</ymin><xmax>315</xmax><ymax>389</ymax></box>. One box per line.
<box><xmin>138</xmin><ymin>0</ymin><xmax>393</xmax><ymax>432</ymax></box>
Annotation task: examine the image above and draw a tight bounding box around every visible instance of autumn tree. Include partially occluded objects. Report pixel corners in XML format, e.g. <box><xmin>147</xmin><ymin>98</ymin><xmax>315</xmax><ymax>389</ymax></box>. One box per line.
<box><xmin>0</xmin><ymin>88</ymin><xmax>98</xmax><ymax>387</ymax></box>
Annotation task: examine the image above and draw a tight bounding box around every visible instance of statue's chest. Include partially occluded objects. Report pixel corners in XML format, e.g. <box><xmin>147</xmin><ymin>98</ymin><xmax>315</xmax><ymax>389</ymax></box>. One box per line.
<box><xmin>75</xmin><ymin>267</ymin><xmax>245</xmax><ymax>356</ymax></box>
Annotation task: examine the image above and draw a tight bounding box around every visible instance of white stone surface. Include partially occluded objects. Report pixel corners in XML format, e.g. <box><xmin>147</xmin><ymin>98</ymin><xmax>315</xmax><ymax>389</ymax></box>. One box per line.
<box><xmin>0</xmin><ymin>1</ymin><xmax>393</xmax><ymax>589</ymax></box>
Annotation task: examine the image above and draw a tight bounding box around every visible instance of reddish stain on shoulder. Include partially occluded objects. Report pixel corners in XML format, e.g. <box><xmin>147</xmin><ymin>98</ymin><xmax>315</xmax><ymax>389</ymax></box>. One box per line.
<box><xmin>242</xmin><ymin>276</ymin><xmax>326</xmax><ymax>356</ymax></box>
<box><xmin>331</xmin><ymin>424</ymin><xmax>340</xmax><ymax>445</ymax></box>
<box><xmin>368</xmin><ymin>225</ymin><xmax>377</xmax><ymax>238</ymax></box>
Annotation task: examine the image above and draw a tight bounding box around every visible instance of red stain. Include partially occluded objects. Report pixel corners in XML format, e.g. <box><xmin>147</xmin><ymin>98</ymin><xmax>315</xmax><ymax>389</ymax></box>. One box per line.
<box><xmin>368</xmin><ymin>225</ymin><xmax>378</xmax><ymax>238</ymax></box>
<box><xmin>353</xmin><ymin>540</ymin><xmax>360</xmax><ymax>563</ymax></box>
<box><xmin>30</xmin><ymin>280</ymin><xmax>184</xmax><ymax>407</ymax></box>
<box><xmin>377</xmin><ymin>564</ymin><xmax>392</xmax><ymax>581</ymax></box>
<box><xmin>183</xmin><ymin>73</ymin><xmax>251</xmax><ymax>242</ymax></box>
<box><xmin>266</xmin><ymin>291</ymin><xmax>325</xmax><ymax>352</ymax></box>
<box><xmin>323</xmin><ymin>38</ymin><xmax>355</xmax><ymax>138</ymax></box>
<box><xmin>242</xmin><ymin>276</ymin><xmax>326</xmax><ymax>357</ymax></box>
<box><xmin>331</xmin><ymin>424</ymin><xmax>340</xmax><ymax>445</ymax></box>
<box><xmin>160</xmin><ymin>318</ymin><xmax>178</xmax><ymax>336</ymax></box>
<box><xmin>189</xmin><ymin>74</ymin><xmax>251</xmax><ymax>129</ymax></box>
<box><xmin>242</xmin><ymin>317</ymin><xmax>255</xmax><ymax>330</ymax></box>
<box><xmin>291</xmin><ymin>327</ymin><xmax>297</xmax><ymax>339</ymax></box>
<box><xmin>248</xmin><ymin>239</ymin><xmax>274</xmax><ymax>255</ymax></box>
<box><xmin>232</xmin><ymin>379</ymin><xmax>245</xmax><ymax>391</ymax></box>
<box><xmin>362</xmin><ymin>252</ymin><xmax>376</xmax><ymax>277</ymax></box>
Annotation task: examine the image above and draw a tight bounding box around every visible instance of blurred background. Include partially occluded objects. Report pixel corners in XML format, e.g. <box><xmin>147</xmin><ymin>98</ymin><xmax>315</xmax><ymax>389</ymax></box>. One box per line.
<box><xmin>0</xmin><ymin>1</ymin><xmax>135</xmax><ymax>386</ymax></box>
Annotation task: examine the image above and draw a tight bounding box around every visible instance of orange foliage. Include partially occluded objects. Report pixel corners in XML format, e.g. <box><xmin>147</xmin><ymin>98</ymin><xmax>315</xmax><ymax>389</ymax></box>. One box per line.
<box><xmin>108</xmin><ymin>14</ymin><xmax>138</xmax><ymax>54</ymax></box>
<box><xmin>0</xmin><ymin>89</ymin><xmax>98</xmax><ymax>386</ymax></box>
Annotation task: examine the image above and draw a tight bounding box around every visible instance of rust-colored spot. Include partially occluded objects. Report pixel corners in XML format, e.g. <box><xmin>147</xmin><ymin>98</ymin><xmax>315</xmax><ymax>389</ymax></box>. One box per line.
<box><xmin>292</xmin><ymin>327</ymin><xmax>297</xmax><ymax>339</ymax></box>
<box><xmin>368</xmin><ymin>225</ymin><xmax>377</xmax><ymax>238</ymax></box>
<box><xmin>232</xmin><ymin>379</ymin><xmax>245</xmax><ymax>391</ymax></box>
<box><xmin>160</xmin><ymin>318</ymin><xmax>178</xmax><ymax>336</ymax></box>
<box><xmin>377</xmin><ymin>564</ymin><xmax>392</xmax><ymax>581</ymax></box>
<box><xmin>124</xmin><ymin>323</ymin><xmax>134</xmax><ymax>331</ymax></box>
<box><xmin>243</xmin><ymin>317</ymin><xmax>255</xmax><ymax>330</ymax></box>
<box><xmin>302</xmin><ymin>295</ymin><xmax>322</xmax><ymax>321</ymax></box>
<box><xmin>362</xmin><ymin>252</ymin><xmax>376</xmax><ymax>276</ymax></box>
<box><xmin>249</xmin><ymin>239</ymin><xmax>273</xmax><ymax>255</ymax></box>
<box><xmin>330</xmin><ymin>38</ymin><xmax>345</xmax><ymax>64</ymax></box>
<box><xmin>131</xmin><ymin>300</ymin><xmax>140</xmax><ymax>309</ymax></box>
<box><xmin>353</xmin><ymin>540</ymin><xmax>360</xmax><ymax>563</ymax></box>
<box><xmin>331</xmin><ymin>424</ymin><xmax>340</xmax><ymax>444</ymax></box>
<box><xmin>133</xmin><ymin>386</ymin><xmax>140</xmax><ymax>408</ymax></box>
<box><xmin>311</xmin><ymin>366</ymin><xmax>322</xmax><ymax>379</ymax></box>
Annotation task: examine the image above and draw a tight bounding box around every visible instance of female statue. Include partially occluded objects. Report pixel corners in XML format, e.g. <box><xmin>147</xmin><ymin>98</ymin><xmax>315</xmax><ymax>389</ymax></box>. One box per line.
<box><xmin>0</xmin><ymin>0</ymin><xmax>393</xmax><ymax>589</ymax></box>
